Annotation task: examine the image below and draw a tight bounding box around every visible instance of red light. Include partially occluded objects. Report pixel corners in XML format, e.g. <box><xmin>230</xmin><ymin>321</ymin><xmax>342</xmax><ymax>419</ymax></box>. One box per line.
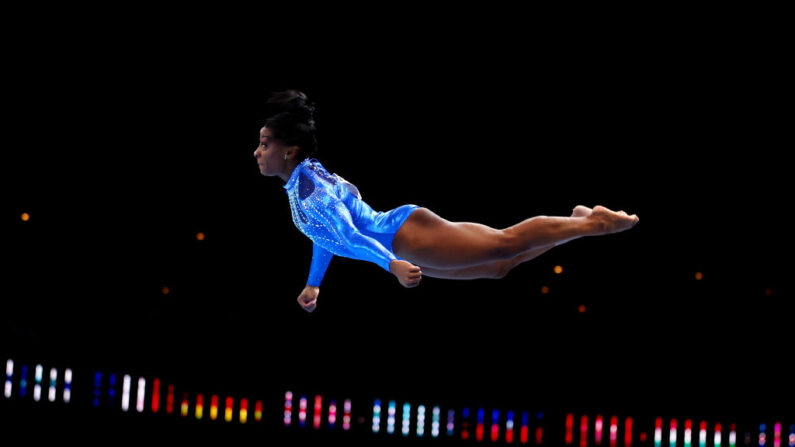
<box><xmin>314</xmin><ymin>395</ymin><xmax>322</xmax><ymax>429</ymax></box>
<box><xmin>166</xmin><ymin>385</ymin><xmax>174</xmax><ymax>414</ymax></box>
<box><xmin>610</xmin><ymin>415</ymin><xmax>618</xmax><ymax>447</ymax></box>
<box><xmin>596</xmin><ymin>415</ymin><xmax>604</xmax><ymax>446</ymax></box>
<box><xmin>476</xmin><ymin>423</ymin><xmax>484</xmax><ymax>441</ymax></box>
<box><xmin>580</xmin><ymin>415</ymin><xmax>588</xmax><ymax>447</ymax></box>
<box><xmin>625</xmin><ymin>417</ymin><xmax>633</xmax><ymax>447</ymax></box>
<box><xmin>520</xmin><ymin>426</ymin><xmax>528</xmax><ymax>444</ymax></box>
<box><xmin>211</xmin><ymin>394</ymin><xmax>219</xmax><ymax>420</ymax></box>
<box><xmin>639</xmin><ymin>432</ymin><xmax>647</xmax><ymax>442</ymax></box>
<box><xmin>536</xmin><ymin>426</ymin><xmax>543</xmax><ymax>445</ymax></box>
<box><xmin>566</xmin><ymin>413</ymin><xmax>574</xmax><ymax>445</ymax></box>
<box><xmin>255</xmin><ymin>400</ymin><xmax>263</xmax><ymax>422</ymax></box>
<box><xmin>151</xmin><ymin>378</ymin><xmax>160</xmax><ymax>413</ymax></box>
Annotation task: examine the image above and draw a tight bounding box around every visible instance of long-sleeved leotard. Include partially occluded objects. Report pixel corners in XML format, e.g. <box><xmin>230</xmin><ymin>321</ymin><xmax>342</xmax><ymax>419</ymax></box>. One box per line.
<box><xmin>283</xmin><ymin>158</ymin><xmax>419</xmax><ymax>287</ymax></box>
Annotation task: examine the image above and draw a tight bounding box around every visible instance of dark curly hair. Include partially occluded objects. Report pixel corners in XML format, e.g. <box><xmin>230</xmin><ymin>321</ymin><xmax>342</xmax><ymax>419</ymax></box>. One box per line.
<box><xmin>264</xmin><ymin>90</ymin><xmax>318</xmax><ymax>161</ymax></box>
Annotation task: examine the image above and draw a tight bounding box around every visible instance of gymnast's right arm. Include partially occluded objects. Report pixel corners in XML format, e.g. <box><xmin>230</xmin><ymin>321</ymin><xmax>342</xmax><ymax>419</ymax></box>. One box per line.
<box><xmin>296</xmin><ymin>243</ymin><xmax>333</xmax><ymax>313</ymax></box>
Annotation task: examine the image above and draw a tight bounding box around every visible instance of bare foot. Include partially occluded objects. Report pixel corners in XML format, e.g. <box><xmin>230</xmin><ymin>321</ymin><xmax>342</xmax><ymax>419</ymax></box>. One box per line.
<box><xmin>589</xmin><ymin>205</ymin><xmax>639</xmax><ymax>234</ymax></box>
<box><xmin>571</xmin><ymin>205</ymin><xmax>593</xmax><ymax>218</ymax></box>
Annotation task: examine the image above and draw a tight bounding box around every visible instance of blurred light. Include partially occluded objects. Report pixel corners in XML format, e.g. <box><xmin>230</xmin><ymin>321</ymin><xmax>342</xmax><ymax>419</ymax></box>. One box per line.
<box><xmin>640</xmin><ymin>432</ymin><xmax>648</xmax><ymax>442</ymax></box>
<box><xmin>181</xmin><ymin>393</ymin><xmax>189</xmax><ymax>417</ymax></box>
<box><xmin>417</xmin><ymin>405</ymin><xmax>425</xmax><ymax>437</ymax></box>
<box><xmin>788</xmin><ymin>424</ymin><xmax>794</xmax><ymax>447</ymax></box>
<box><xmin>506</xmin><ymin>410</ymin><xmax>514</xmax><ymax>444</ymax></box>
<box><xmin>21</xmin><ymin>212</ymin><xmax>30</xmax><ymax>221</ymax></box>
<box><xmin>298</xmin><ymin>395</ymin><xmax>307</xmax><ymax>427</ymax></box>
<box><xmin>166</xmin><ymin>384</ymin><xmax>174</xmax><ymax>414</ymax></box>
<box><xmin>554</xmin><ymin>265</ymin><xmax>563</xmax><ymax>274</ymax></box>
<box><xmin>766</xmin><ymin>288</ymin><xmax>773</xmax><ymax>296</ymax></box>
<box><xmin>655</xmin><ymin>417</ymin><xmax>663</xmax><ymax>447</ymax></box>
<box><xmin>580</xmin><ymin>414</ymin><xmax>588</xmax><ymax>447</ymax></box>
<box><xmin>578</xmin><ymin>304</ymin><xmax>587</xmax><ymax>313</ymax></box>
<box><xmin>34</xmin><ymin>364</ymin><xmax>43</xmax><ymax>402</ymax></box>
<box><xmin>476</xmin><ymin>408</ymin><xmax>484</xmax><ymax>442</ymax></box>
<box><xmin>730</xmin><ymin>423</ymin><xmax>737</xmax><ymax>447</ymax></box>
<box><xmin>695</xmin><ymin>271</ymin><xmax>703</xmax><ymax>280</ymax></box>
<box><xmin>461</xmin><ymin>407</ymin><xmax>470</xmax><ymax>440</ymax></box>
<box><xmin>565</xmin><ymin>413</ymin><xmax>573</xmax><ymax>445</ymax></box>
<box><xmin>313</xmin><ymin>395</ymin><xmax>322</xmax><ymax>429</ymax></box>
<box><xmin>328</xmin><ymin>400</ymin><xmax>336</xmax><ymax>429</ymax></box>
<box><xmin>402</xmin><ymin>402</ymin><xmax>411</xmax><ymax>437</ymax></box>
<box><xmin>760</xmin><ymin>423</ymin><xmax>767</xmax><ymax>447</ymax></box>
<box><xmin>447</xmin><ymin>409</ymin><xmax>455</xmax><ymax>437</ymax></box>
<box><xmin>4</xmin><ymin>359</ymin><xmax>12</xmax><ymax>398</ymax></box>
<box><xmin>699</xmin><ymin>421</ymin><xmax>706</xmax><ymax>447</ymax></box>
<box><xmin>541</xmin><ymin>286</ymin><xmax>550</xmax><ymax>294</ymax></box>
<box><xmin>210</xmin><ymin>394</ymin><xmax>218</xmax><ymax>420</ymax></box>
<box><xmin>685</xmin><ymin>419</ymin><xmax>692</xmax><ymax>447</ymax></box>
<box><xmin>48</xmin><ymin>368</ymin><xmax>57</xmax><ymax>402</ymax></box>
<box><xmin>387</xmin><ymin>400</ymin><xmax>396</xmax><ymax>434</ymax></box>
<box><xmin>284</xmin><ymin>391</ymin><xmax>293</xmax><ymax>426</ymax></box>
<box><xmin>670</xmin><ymin>418</ymin><xmax>678</xmax><ymax>447</ymax></box>
<box><xmin>225</xmin><ymin>396</ymin><xmax>233</xmax><ymax>422</ymax></box>
<box><xmin>136</xmin><ymin>377</ymin><xmax>146</xmax><ymax>412</ymax></box>
<box><xmin>151</xmin><ymin>378</ymin><xmax>160</xmax><ymax>413</ymax></box>
<box><xmin>121</xmin><ymin>374</ymin><xmax>131</xmax><ymax>411</ymax></box>
<box><xmin>610</xmin><ymin>415</ymin><xmax>618</xmax><ymax>447</ymax></box>
<box><xmin>372</xmin><ymin>399</ymin><xmax>381</xmax><ymax>433</ymax></box>
<box><xmin>626</xmin><ymin>417</ymin><xmax>633</xmax><ymax>447</ymax></box>
<box><xmin>93</xmin><ymin>372</ymin><xmax>101</xmax><ymax>407</ymax></box>
<box><xmin>108</xmin><ymin>374</ymin><xmax>117</xmax><ymax>407</ymax></box>
<box><xmin>196</xmin><ymin>232</ymin><xmax>205</xmax><ymax>241</ymax></box>
<box><xmin>162</xmin><ymin>286</ymin><xmax>170</xmax><ymax>295</ymax></box>
<box><xmin>520</xmin><ymin>411</ymin><xmax>529</xmax><ymax>444</ymax></box>
<box><xmin>195</xmin><ymin>394</ymin><xmax>204</xmax><ymax>419</ymax></box>
<box><xmin>343</xmin><ymin>399</ymin><xmax>352</xmax><ymax>431</ymax></box>
<box><xmin>432</xmin><ymin>406</ymin><xmax>440</xmax><ymax>438</ymax></box>
<box><xmin>492</xmin><ymin>409</ymin><xmax>500</xmax><ymax>442</ymax></box>
<box><xmin>240</xmin><ymin>398</ymin><xmax>248</xmax><ymax>424</ymax></box>
<box><xmin>255</xmin><ymin>400</ymin><xmax>263</xmax><ymax>422</ymax></box>
<box><xmin>19</xmin><ymin>365</ymin><xmax>28</xmax><ymax>398</ymax></box>
<box><xmin>715</xmin><ymin>422</ymin><xmax>722</xmax><ymax>447</ymax></box>
<box><xmin>774</xmin><ymin>422</ymin><xmax>781</xmax><ymax>447</ymax></box>
<box><xmin>63</xmin><ymin>368</ymin><xmax>72</xmax><ymax>404</ymax></box>
<box><xmin>596</xmin><ymin>415</ymin><xmax>604</xmax><ymax>445</ymax></box>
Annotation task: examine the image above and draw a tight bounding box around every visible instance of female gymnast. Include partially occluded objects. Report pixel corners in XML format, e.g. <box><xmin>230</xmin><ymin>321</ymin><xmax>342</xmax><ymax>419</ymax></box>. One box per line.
<box><xmin>255</xmin><ymin>91</ymin><xmax>639</xmax><ymax>312</ymax></box>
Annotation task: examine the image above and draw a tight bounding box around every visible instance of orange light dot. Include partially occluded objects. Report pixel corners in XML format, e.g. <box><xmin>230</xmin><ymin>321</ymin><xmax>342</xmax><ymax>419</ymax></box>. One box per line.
<box><xmin>554</xmin><ymin>265</ymin><xmax>563</xmax><ymax>274</ymax></box>
<box><xmin>21</xmin><ymin>212</ymin><xmax>30</xmax><ymax>221</ymax></box>
<box><xmin>540</xmin><ymin>285</ymin><xmax>549</xmax><ymax>294</ymax></box>
<box><xmin>162</xmin><ymin>286</ymin><xmax>170</xmax><ymax>295</ymax></box>
<box><xmin>196</xmin><ymin>232</ymin><xmax>205</xmax><ymax>241</ymax></box>
<box><xmin>578</xmin><ymin>304</ymin><xmax>586</xmax><ymax>313</ymax></box>
<box><xmin>694</xmin><ymin>271</ymin><xmax>703</xmax><ymax>280</ymax></box>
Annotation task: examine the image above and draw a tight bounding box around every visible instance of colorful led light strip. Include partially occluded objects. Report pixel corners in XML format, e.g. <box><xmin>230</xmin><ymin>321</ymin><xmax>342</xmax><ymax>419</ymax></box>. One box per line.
<box><xmin>225</xmin><ymin>396</ymin><xmax>233</xmax><ymax>422</ymax></box>
<box><xmin>774</xmin><ymin>422</ymin><xmax>781</xmax><ymax>447</ymax></box>
<box><xmin>93</xmin><ymin>372</ymin><xmax>101</xmax><ymax>407</ymax></box>
<box><xmin>566</xmin><ymin>413</ymin><xmax>574</xmax><ymax>445</ymax></box>
<box><xmin>342</xmin><ymin>399</ymin><xmax>351</xmax><ymax>431</ymax></box>
<box><xmin>328</xmin><ymin>400</ymin><xmax>336</xmax><ymax>429</ymax></box>
<box><xmin>476</xmin><ymin>408</ymin><xmax>485</xmax><ymax>441</ymax></box>
<box><xmin>520</xmin><ymin>411</ymin><xmax>528</xmax><ymax>444</ymax></box>
<box><xmin>715</xmin><ymin>422</ymin><xmax>722</xmax><ymax>447</ymax></box>
<box><xmin>447</xmin><ymin>409</ymin><xmax>455</xmax><ymax>437</ymax></box>
<box><xmin>210</xmin><ymin>394</ymin><xmax>218</xmax><ymax>420</ymax></box>
<box><xmin>121</xmin><ymin>374</ymin><xmax>131</xmax><ymax>411</ymax></box>
<box><xmin>284</xmin><ymin>391</ymin><xmax>293</xmax><ymax>426</ymax></box>
<box><xmin>63</xmin><ymin>368</ymin><xmax>72</xmax><ymax>404</ymax></box>
<box><xmin>699</xmin><ymin>421</ymin><xmax>706</xmax><ymax>447</ymax></box>
<box><xmin>48</xmin><ymin>368</ymin><xmax>57</xmax><ymax>402</ymax></box>
<box><xmin>610</xmin><ymin>415</ymin><xmax>618</xmax><ymax>447</ymax></box>
<box><xmin>729</xmin><ymin>423</ymin><xmax>736</xmax><ymax>447</ymax></box>
<box><xmin>536</xmin><ymin>412</ymin><xmax>544</xmax><ymax>445</ymax></box>
<box><xmin>506</xmin><ymin>410</ymin><xmax>514</xmax><ymax>444</ymax></box>
<box><xmin>255</xmin><ymin>400</ymin><xmax>263</xmax><ymax>422</ymax></box>
<box><xmin>34</xmin><ymin>364</ymin><xmax>42</xmax><ymax>402</ymax></box>
<box><xmin>19</xmin><ymin>365</ymin><xmax>28</xmax><ymax>398</ymax></box>
<box><xmin>298</xmin><ymin>395</ymin><xmax>307</xmax><ymax>427</ymax></box>
<box><xmin>108</xmin><ymin>374</ymin><xmax>117</xmax><ymax>407</ymax></box>
<box><xmin>461</xmin><ymin>407</ymin><xmax>470</xmax><ymax>440</ymax></box>
<box><xmin>195</xmin><ymin>393</ymin><xmax>204</xmax><ymax>419</ymax></box>
<box><xmin>4</xmin><ymin>359</ymin><xmax>12</xmax><ymax>398</ymax></box>
<box><xmin>655</xmin><ymin>417</ymin><xmax>663</xmax><ymax>447</ymax></box>
<box><xmin>240</xmin><ymin>398</ymin><xmax>248</xmax><ymax>424</ymax></box>
<box><xmin>685</xmin><ymin>418</ymin><xmax>693</xmax><ymax>447</ymax></box>
<box><xmin>313</xmin><ymin>395</ymin><xmax>322</xmax><ymax>429</ymax></box>
<box><xmin>580</xmin><ymin>414</ymin><xmax>588</xmax><ymax>447</ymax></box>
<box><xmin>761</xmin><ymin>423</ymin><xmax>768</xmax><ymax>447</ymax></box>
<box><xmin>166</xmin><ymin>384</ymin><xmax>174</xmax><ymax>414</ymax></box>
<box><xmin>151</xmin><ymin>378</ymin><xmax>160</xmax><ymax>413</ymax></box>
<box><xmin>136</xmin><ymin>377</ymin><xmax>145</xmax><ymax>412</ymax></box>
<box><xmin>181</xmin><ymin>393</ymin><xmax>189</xmax><ymax>417</ymax></box>
<box><xmin>788</xmin><ymin>424</ymin><xmax>794</xmax><ymax>447</ymax></box>
<box><xmin>596</xmin><ymin>415</ymin><xmax>604</xmax><ymax>446</ymax></box>
<box><xmin>402</xmin><ymin>402</ymin><xmax>411</xmax><ymax>436</ymax></box>
<box><xmin>432</xmin><ymin>406</ymin><xmax>440</xmax><ymax>438</ymax></box>
<box><xmin>417</xmin><ymin>405</ymin><xmax>426</xmax><ymax>437</ymax></box>
<box><xmin>387</xmin><ymin>400</ymin><xmax>396</xmax><ymax>434</ymax></box>
<box><xmin>670</xmin><ymin>418</ymin><xmax>678</xmax><ymax>447</ymax></box>
<box><xmin>372</xmin><ymin>399</ymin><xmax>381</xmax><ymax>433</ymax></box>
<box><xmin>625</xmin><ymin>417</ymin><xmax>633</xmax><ymax>447</ymax></box>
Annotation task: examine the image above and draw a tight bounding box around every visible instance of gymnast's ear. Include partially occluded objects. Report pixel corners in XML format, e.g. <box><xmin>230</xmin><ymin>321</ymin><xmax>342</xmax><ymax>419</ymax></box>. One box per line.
<box><xmin>284</xmin><ymin>145</ymin><xmax>301</xmax><ymax>160</ymax></box>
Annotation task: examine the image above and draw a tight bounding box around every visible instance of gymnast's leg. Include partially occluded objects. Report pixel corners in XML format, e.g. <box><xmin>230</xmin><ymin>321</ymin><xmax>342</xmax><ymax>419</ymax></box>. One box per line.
<box><xmin>392</xmin><ymin>205</ymin><xmax>638</xmax><ymax>270</ymax></box>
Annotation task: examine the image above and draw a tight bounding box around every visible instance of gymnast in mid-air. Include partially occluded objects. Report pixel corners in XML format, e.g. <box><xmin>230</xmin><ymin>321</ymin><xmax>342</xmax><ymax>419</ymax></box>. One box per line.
<box><xmin>255</xmin><ymin>90</ymin><xmax>639</xmax><ymax>313</ymax></box>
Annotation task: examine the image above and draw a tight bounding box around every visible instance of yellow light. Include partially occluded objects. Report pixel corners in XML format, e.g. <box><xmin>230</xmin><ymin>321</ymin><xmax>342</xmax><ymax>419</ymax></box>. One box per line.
<box><xmin>21</xmin><ymin>212</ymin><xmax>30</xmax><ymax>221</ymax></box>
<box><xmin>578</xmin><ymin>304</ymin><xmax>586</xmax><ymax>314</ymax></box>
<box><xmin>695</xmin><ymin>272</ymin><xmax>703</xmax><ymax>280</ymax></box>
<box><xmin>162</xmin><ymin>286</ymin><xmax>170</xmax><ymax>295</ymax></box>
<box><xmin>540</xmin><ymin>286</ymin><xmax>549</xmax><ymax>294</ymax></box>
<box><xmin>554</xmin><ymin>265</ymin><xmax>563</xmax><ymax>274</ymax></box>
<box><xmin>196</xmin><ymin>232</ymin><xmax>205</xmax><ymax>241</ymax></box>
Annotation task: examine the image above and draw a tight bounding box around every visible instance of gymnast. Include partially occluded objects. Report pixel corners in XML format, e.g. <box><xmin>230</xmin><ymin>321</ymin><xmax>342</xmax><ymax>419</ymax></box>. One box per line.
<box><xmin>254</xmin><ymin>90</ymin><xmax>639</xmax><ymax>312</ymax></box>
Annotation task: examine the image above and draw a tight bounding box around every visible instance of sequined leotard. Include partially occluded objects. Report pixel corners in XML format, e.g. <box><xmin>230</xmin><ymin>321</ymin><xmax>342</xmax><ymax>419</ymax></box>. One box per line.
<box><xmin>283</xmin><ymin>158</ymin><xmax>419</xmax><ymax>287</ymax></box>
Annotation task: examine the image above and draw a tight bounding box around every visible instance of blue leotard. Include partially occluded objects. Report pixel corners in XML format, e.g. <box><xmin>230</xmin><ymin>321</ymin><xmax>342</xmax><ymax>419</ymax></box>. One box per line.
<box><xmin>283</xmin><ymin>158</ymin><xmax>419</xmax><ymax>287</ymax></box>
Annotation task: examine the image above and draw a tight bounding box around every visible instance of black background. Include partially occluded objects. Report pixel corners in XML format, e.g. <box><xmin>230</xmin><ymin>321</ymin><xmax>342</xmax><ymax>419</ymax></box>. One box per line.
<box><xmin>2</xmin><ymin>8</ymin><xmax>791</xmax><ymax>443</ymax></box>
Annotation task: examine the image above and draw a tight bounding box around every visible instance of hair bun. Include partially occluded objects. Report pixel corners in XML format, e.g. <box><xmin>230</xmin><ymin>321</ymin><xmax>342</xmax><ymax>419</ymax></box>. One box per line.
<box><xmin>266</xmin><ymin>90</ymin><xmax>315</xmax><ymax>126</ymax></box>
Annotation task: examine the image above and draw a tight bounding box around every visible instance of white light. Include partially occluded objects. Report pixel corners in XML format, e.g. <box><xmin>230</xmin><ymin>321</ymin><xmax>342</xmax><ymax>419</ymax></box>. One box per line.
<box><xmin>729</xmin><ymin>430</ymin><xmax>736</xmax><ymax>446</ymax></box>
<box><xmin>432</xmin><ymin>406</ymin><xmax>440</xmax><ymax>438</ymax></box>
<box><xmin>5</xmin><ymin>359</ymin><xmax>12</xmax><ymax>376</ymax></box>
<box><xmin>33</xmin><ymin>364</ymin><xmax>43</xmax><ymax>402</ymax></box>
<box><xmin>417</xmin><ymin>405</ymin><xmax>425</xmax><ymax>437</ymax></box>
<box><xmin>122</xmin><ymin>375</ymin><xmax>131</xmax><ymax>411</ymax></box>
<box><xmin>402</xmin><ymin>402</ymin><xmax>411</xmax><ymax>436</ymax></box>
<box><xmin>48</xmin><ymin>368</ymin><xmax>58</xmax><ymax>402</ymax></box>
<box><xmin>136</xmin><ymin>377</ymin><xmax>146</xmax><ymax>412</ymax></box>
<box><xmin>387</xmin><ymin>401</ymin><xmax>396</xmax><ymax>434</ymax></box>
<box><xmin>63</xmin><ymin>368</ymin><xmax>72</xmax><ymax>404</ymax></box>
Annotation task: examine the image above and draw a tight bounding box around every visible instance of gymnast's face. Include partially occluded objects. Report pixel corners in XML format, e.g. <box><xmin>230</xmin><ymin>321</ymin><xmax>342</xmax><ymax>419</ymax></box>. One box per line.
<box><xmin>254</xmin><ymin>126</ymin><xmax>295</xmax><ymax>179</ymax></box>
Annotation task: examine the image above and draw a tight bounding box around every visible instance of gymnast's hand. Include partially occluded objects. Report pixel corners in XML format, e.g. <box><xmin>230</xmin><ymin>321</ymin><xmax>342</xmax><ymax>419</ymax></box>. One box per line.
<box><xmin>389</xmin><ymin>260</ymin><xmax>422</xmax><ymax>288</ymax></box>
<box><xmin>297</xmin><ymin>285</ymin><xmax>320</xmax><ymax>313</ymax></box>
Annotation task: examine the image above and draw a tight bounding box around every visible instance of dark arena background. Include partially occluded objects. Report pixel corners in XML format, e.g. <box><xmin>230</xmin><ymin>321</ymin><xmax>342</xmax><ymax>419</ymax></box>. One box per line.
<box><xmin>2</xmin><ymin>12</ymin><xmax>791</xmax><ymax>446</ymax></box>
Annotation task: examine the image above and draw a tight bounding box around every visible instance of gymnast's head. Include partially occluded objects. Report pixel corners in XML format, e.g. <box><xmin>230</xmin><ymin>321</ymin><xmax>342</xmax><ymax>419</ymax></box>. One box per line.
<box><xmin>254</xmin><ymin>90</ymin><xmax>318</xmax><ymax>181</ymax></box>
